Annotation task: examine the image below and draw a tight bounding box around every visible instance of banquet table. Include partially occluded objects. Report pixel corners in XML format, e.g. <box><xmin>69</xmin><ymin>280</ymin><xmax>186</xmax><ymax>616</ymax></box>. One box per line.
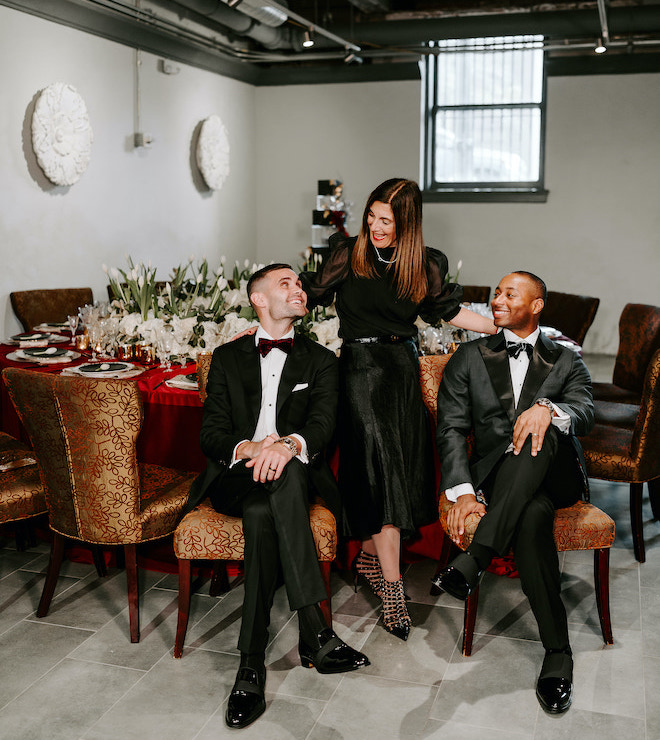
<box><xmin>0</xmin><ymin>330</ymin><xmax>581</xmax><ymax>568</ymax></box>
<box><xmin>0</xmin><ymin>339</ymin><xmax>207</xmax><ymax>473</ymax></box>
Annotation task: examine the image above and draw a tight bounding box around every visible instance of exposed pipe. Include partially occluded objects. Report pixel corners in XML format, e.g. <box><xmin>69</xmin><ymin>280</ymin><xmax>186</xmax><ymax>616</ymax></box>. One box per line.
<box><xmin>597</xmin><ymin>0</ymin><xmax>610</xmax><ymax>46</ymax></box>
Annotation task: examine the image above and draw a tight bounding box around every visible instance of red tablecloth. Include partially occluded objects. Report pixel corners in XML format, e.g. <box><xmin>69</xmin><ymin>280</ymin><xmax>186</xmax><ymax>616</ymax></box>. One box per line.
<box><xmin>0</xmin><ymin>341</ymin><xmax>206</xmax><ymax>473</ymax></box>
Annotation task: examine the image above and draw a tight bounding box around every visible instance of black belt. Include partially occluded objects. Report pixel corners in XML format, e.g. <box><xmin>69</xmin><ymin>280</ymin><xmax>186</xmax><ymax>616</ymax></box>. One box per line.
<box><xmin>345</xmin><ymin>335</ymin><xmax>411</xmax><ymax>345</ymax></box>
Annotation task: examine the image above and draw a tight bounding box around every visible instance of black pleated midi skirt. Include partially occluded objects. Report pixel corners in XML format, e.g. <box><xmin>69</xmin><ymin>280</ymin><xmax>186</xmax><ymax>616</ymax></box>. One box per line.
<box><xmin>337</xmin><ymin>339</ymin><xmax>437</xmax><ymax>539</ymax></box>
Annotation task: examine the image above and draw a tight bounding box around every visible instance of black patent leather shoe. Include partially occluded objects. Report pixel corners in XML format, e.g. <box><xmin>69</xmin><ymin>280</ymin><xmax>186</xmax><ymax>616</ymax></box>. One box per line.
<box><xmin>299</xmin><ymin>628</ymin><xmax>370</xmax><ymax>674</ymax></box>
<box><xmin>430</xmin><ymin>565</ymin><xmax>481</xmax><ymax>601</ymax></box>
<box><xmin>536</xmin><ymin>677</ymin><xmax>572</xmax><ymax>714</ymax></box>
<box><xmin>536</xmin><ymin>648</ymin><xmax>573</xmax><ymax>714</ymax></box>
<box><xmin>225</xmin><ymin>666</ymin><xmax>266</xmax><ymax>729</ymax></box>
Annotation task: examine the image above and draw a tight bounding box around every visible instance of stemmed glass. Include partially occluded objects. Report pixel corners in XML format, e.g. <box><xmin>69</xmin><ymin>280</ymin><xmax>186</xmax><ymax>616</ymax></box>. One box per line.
<box><xmin>158</xmin><ymin>331</ymin><xmax>174</xmax><ymax>372</ymax></box>
<box><xmin>67</xmin><ymin>314</ymin><xmax>79</xmax><ymax>345</ymax></box>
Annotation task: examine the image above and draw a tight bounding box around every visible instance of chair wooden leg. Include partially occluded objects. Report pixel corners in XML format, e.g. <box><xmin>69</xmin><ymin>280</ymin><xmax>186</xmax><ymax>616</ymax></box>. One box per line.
<box><xmin>462</xmin><ymin>585</ymin><xmax>479</xmax><ymax>656</ymax></box>
<box><xmin>319</xmin><ymin>561</ymin><xmax>332</xmax><ymax>628</ymax></box>
<box><xmin>91</xmin><ymin>545</ymin><xmax>108</xmax><ymax>578</ymax></box>
<box><xmin>174</xmin><ymin>559</ymin><xmax>192</xmax><ymax>659</ymax></box>
<box><xmin>649</xmin><ymin>478</ymin><xmax>660</xmax><ymax>521</ymax></box>
<box><xmin>37</xmin><ymin>532</ymin><xmax>66</xmax><ymax>617</ymax></box>
<box><xmin>630</xmin><ymin>482</ymin><xmax>645</xmax><ymax>563</ymax></box>
<box><xmin>209</xmin><ymin>561</ymin><xmax>230</xmax><ymax>597</ymax></box>
<box><xmin>14</xmin><ymin>519</ymin><xmax>37</xmax><ymax>551</ymax></box>
<box><xmin>124</xmin><ymin>544</ymin><xmax>140</xmax><ymax>643</ymax></box>
<box><xmin>594</xmin><ymin>548</ymin><xmax>613</xmax><ymax>645</ymax></box>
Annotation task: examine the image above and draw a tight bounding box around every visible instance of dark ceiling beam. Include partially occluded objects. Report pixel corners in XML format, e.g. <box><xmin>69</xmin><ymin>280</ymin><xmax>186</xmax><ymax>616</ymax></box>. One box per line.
<box><xmin>328</xmin><ymin>7</ymin><xmax>660</xmax><ymax>46</ymax></box>
<box><xmin>0</xmin><ymin>0</ymin><xmax>260</xmax><ymax>84</ymax></box>
<box><xmin>254</xmin><ymin>60</ymin><xmax>421</xmax><ymax>85</ymax></box>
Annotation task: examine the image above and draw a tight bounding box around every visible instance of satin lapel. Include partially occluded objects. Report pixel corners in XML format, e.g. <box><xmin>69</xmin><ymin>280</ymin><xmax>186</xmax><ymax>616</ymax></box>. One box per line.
<box><xmin>239</xmin><ymin>338</ymin><xmax>262</xmax><ymax>428</ymax></box>
<box><xmin>479</xmin><ymin>333</ymin><xmax>516</xmax><ymax>424</ymax></box>
<box><xmin>516</xmin><ymin>332</ymin><xmax>561</xmax><ymax>412</ymax></box>
<box><xmin>277</xmin><ymin>336</ymin><xmax>310</xmax><ymax>416</ymax></box>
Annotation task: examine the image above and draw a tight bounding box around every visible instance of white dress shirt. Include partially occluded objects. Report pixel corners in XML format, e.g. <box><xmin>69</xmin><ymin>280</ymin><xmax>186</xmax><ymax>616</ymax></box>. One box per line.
<box><xmin>231</xmin><ymin>327</ymin><xmax>308</xmax><ymax>465</ymax></box>
<box><xmin>445</xmin><ymin>328</ymin><xmax>569</xmax><ymax>503</ymax></box>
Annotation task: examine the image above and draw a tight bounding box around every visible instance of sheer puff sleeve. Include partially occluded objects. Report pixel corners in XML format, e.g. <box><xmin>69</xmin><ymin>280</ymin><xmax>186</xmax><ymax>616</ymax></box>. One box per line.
<box><xmin>418</xmin><ymin>247</ymin><xmax>464</xmax><ymax>325</ymax></box>
<box><xmin>300</xmin><ymin>233</ymin><xmax>352</xmax><ymax>310</ymax></box>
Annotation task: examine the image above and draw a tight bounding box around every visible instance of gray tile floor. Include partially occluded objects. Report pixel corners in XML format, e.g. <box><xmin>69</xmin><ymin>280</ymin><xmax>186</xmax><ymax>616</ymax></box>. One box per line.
<box><xmin>2</xmin><ymin>353</ymin><xmax>659</xmax><ymax>740</ymax></box>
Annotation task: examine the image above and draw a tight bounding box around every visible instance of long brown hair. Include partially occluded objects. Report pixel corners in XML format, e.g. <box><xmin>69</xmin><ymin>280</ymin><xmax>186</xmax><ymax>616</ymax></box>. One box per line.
<box><xmin>351</xmin><ymin>178</ymin><xmax>427</xmax><ymax>303</ymax></box>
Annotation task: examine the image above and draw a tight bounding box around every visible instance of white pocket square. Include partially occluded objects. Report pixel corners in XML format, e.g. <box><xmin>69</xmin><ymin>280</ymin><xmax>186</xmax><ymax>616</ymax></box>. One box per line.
<box><xmin>292</xmin><ymin>383</ymin><xmax>309</xmax><ymax>392</ymax></box>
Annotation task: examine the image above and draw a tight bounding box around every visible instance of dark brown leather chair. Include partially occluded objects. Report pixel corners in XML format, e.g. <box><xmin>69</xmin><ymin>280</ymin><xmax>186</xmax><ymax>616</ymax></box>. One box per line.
<box><xmin>10</xmin><ymin>288</ymin><xmax>93</xmax><ymax>331</ymax></box>
<box><xmin>461</xmin><ymin>285</ymin><xmax>491</xmax><ymax>304</ymax></box>
<box><xmin>592</xmin><ymin>303</ymin><xmax>660</xmax><ymax>406</ymax></box>
<box><xmin>581</xmin><ymin>349</ymin><xmax>660</xmax><ymax>563</ymax></box>
<box><xmin>541</xmin><ymin>291</ymin><xmax>600</xmax><ymax>346</ymax></box>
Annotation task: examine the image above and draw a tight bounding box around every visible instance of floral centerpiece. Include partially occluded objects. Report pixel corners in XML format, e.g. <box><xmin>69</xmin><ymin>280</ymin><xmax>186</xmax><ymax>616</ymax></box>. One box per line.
<box><xmin>101</xmin><ymin>251</ymin><xmax>341</xmax><ymax>360</ymax></box>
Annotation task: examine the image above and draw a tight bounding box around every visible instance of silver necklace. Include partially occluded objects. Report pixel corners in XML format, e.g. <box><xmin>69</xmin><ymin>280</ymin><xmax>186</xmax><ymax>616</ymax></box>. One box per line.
<box><xmin>372</xmin><ymin>244</ymin><xmax>397</xmax><ymax>264</ymax></box>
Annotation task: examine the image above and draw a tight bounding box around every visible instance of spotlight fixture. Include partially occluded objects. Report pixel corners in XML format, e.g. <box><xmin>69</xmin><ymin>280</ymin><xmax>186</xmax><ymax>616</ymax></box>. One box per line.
<box><xmin>595</xmin><ymin>37</ymin><xmax>607</xmax><ymax>53</ymax></box>
<box><xmin>302</xmin><ymin>30</ymin><xmax>314</xmax><ymax>48</ymax></box>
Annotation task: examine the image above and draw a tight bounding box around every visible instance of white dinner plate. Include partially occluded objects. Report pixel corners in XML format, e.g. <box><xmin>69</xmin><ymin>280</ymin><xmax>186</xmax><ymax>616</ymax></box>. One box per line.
<box><xmin>76</xmin><ymin>362</ymin><xmax>133</xmax><ymax>375</ymax></box>
<box><xmin>540</xmin><ymin>326</ymin><xmax>562</xmax><ymax>339</ymax></box>
<box><xmin>165</xmin><ymin>372</ymin><xmax>198</xmax><ymax>391</ymax></box>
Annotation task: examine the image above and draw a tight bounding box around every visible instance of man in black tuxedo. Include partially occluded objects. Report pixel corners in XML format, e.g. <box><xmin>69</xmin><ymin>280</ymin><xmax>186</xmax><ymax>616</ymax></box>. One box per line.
<box><xmin>187</xmin><ymin>263</ymin><xmax>368</xmax><ymax>729</ymax></box>
<box><xmin>432</xmin><ymin>271</ymin><xmax>594</xmax><ymax>715</ymax></box>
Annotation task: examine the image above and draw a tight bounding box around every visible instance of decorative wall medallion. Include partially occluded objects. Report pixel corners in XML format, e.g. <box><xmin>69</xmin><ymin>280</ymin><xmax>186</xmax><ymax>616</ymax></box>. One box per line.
<box><xmin>31</xmin><ymin>83</ymin><xmax>93</xmax><ymax>186</ymax></box>
<box><xmin>196</xmin><ymin>114</ymin><xmax>230</xmax><ymax>191</ymax></box>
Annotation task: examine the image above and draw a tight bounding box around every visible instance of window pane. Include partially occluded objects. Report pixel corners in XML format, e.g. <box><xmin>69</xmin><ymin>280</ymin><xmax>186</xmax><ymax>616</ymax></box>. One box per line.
<box><xmin>435</xmin><ymin>36</ymin><xmax>544</xmax><ymax>106</ymax></box>
<box><xmin>434</xmin><ymin>107</ymin><xmax>540</xmax><ymax>183</ymax></box>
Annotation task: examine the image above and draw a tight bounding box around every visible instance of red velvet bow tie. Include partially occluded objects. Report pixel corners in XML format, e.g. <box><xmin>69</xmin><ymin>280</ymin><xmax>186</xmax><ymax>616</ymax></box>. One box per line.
<box><xmin>257</xmin><ymin>337</ymin><xmax>294</xmax><ymax>357</ymax></box>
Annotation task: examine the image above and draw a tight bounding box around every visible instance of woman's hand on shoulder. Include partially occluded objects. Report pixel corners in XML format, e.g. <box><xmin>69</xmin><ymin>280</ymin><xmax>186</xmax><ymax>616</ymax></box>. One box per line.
<box><xmin>230</xmin><ymin>326</ymin><xmax>258</xmax><ymax>342</ymax></box>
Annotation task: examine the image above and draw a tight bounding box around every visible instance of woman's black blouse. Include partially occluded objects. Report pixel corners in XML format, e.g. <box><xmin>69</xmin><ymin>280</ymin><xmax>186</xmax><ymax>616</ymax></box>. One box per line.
<box><xmin>300</xmin><ymin>234</ymin><xmax>463</xmax><ymax>341</ymax></box>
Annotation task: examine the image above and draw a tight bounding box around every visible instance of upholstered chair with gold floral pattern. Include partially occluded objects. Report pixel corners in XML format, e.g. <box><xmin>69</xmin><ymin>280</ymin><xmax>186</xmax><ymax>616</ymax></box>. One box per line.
<box><xmin>10</xmin><ymin>288</ymin><xmax>93</xmax><ymax>332</ymax></box>
<box><xmin>419</xmin><ymin>355</ymin><xmax>615</xmax><ymax>657</ymax></box>
<box><xmin>580</xmin><ymin>349</ymin><xmax>660</xmax><ymax>564</ymax></box>
<box><xmin>172</xmin><ymin>348</ymin><xmax>337</xmax><ymax>659</ymax></box>
<box><xmin>3</xmin><ymin>367</ymin><xmax>195</xmax><ymax>643</ymax></box>
<box><xmin>0</xmin><ymin>431</ymin><xmax>47</xmax><ymax>550</ymax></box>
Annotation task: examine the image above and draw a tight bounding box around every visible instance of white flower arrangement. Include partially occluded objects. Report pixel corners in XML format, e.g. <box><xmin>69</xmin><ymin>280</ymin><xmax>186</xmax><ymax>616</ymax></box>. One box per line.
<box><xmin>102</xmin><ymin>253</ymin><xmax>341</xmax><ymax>360</ymax></box>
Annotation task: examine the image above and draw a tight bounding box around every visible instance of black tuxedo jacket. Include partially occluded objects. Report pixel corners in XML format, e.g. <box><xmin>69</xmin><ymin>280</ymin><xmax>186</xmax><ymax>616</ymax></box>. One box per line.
<box><xmin>184</xmin><ymin>333</ymin><xmax>340</xmax><ymax>516</ymax></box>
<box><xmin>436</xmin><ymin>331</ymin><xmax>594</xmax><ymax>497</ymax></box>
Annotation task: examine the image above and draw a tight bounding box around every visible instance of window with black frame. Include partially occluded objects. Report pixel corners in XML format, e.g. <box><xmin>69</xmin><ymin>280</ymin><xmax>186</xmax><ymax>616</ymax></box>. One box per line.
<box><xmin>422</xmin><ymin>35</ymin><xmax>548</xmax><ymax>202</ymax></box>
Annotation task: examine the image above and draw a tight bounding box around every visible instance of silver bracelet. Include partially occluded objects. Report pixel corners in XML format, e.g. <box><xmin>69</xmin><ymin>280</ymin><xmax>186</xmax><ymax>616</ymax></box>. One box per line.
<box><xmin>277</xmin><ymin>436</ymin><xmax>298</xmax><ymax>457</ymax></box>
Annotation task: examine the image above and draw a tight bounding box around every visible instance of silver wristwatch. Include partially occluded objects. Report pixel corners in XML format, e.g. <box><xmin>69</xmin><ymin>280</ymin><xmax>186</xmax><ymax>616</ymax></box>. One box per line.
<box><xmin>536</xmin><ymin>397</ymin><xmax>554</xmax><ymax>415</ymax></box>
<box><xmin>277</xmin><ymin>436</ymin><xmax>298</xmax><ymax>457</ymax></box>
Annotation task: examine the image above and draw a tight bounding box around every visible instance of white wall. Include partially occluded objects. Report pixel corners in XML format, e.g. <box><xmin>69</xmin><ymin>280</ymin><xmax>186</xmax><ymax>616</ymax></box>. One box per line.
<box><xmin>0</xmin><ymin>5</ymin><xmax>256</xmax><ymax>337</ymax></box>
<box><xmin>255</xmin><ymin>75</ymin><xmax>660</xmax><ymax>354</ymax></box>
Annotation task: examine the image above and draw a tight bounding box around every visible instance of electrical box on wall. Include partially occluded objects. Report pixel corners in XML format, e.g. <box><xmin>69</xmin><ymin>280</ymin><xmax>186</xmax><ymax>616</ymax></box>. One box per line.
<box><xmin>134</xmin><ymin>132</ymin><xmax>153</xmax><ymax>148</ymax></box>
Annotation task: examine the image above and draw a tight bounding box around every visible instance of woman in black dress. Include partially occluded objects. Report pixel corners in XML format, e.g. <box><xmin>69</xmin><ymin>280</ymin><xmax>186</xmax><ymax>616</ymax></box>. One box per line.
<box><xmin>302</xmin><ymin>178</ymin><xmax>496</xmax><ymax>639</ymax></box>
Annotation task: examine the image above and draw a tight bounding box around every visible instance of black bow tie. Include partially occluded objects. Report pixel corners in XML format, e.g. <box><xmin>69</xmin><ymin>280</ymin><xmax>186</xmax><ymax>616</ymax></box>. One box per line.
<box><xmin>258</xmin><ymin>337</ymin><xmax>294</xmax><ymax>357</ymax></box>
<box><xmin>506</xmin><ymin>341</ymin><xmax>534</xmax><ymax>360</ymax></box>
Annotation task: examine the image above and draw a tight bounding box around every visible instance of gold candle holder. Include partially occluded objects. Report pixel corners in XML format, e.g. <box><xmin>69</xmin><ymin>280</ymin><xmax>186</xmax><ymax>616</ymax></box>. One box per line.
<box><xmin>117</xmin><ymin>344</ymin><xmax>134</xmax><ymax>361</ymax></box>
<box><xmin>137</xmin><ymin>344</ymin><xmax>155</xmax><ymax>365</ymax></box>
<box><xmin>74</xmin><ymin>333</ymin><xmax>90</xmax><ymax>351</ymax></box>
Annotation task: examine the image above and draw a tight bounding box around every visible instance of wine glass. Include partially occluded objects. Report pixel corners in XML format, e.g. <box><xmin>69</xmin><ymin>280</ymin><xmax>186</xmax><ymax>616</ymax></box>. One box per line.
<box><xmin>158</xmin><ymin>331</ymin><xmax>174</xmax><ymax>372</ymax></box>
<box><xmin>87</xmin><ymin>322</ymin><xmax>102</xmax><ymax>361</ymax></box>
<box><xmin>67</xmin><ymin>314</ymin><xmax>79</xmax><ymax>345</ymax></box>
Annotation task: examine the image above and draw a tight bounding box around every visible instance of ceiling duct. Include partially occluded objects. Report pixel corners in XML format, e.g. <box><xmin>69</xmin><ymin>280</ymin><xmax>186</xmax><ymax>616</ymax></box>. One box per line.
<box><xmin>222</xmin><ymin>0</ymin><xmax>288</xmax><ymax>28</ymax></box>
<box><xmin>170</xmin><ymin>0</ymin><xmax>293</xmax><ymax>48</ymax></box>
<box><xmin>346</xmin><ymin>0</ymin><xmax>389</xmax><ymax>12</ymax></box>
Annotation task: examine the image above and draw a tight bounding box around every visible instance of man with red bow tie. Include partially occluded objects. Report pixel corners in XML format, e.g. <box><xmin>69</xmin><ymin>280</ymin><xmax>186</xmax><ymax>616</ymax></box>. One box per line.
<box><xmin>185</xmin><ymin>263</ymin><xmax>368</xmax><ymax>729</ymax></box>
